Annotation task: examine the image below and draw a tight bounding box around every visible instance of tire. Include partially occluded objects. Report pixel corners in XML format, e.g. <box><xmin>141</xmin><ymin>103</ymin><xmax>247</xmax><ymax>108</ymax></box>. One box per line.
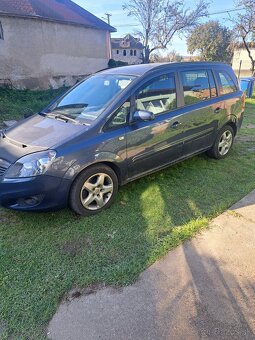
<box><xmin>207</xmin><ymin>125</ymin><xmax>234</xmax><ymax>160</ymax></box>
<box><xmin>69</xmin><ymin>164</ymin><xmax>118</xmax><ymax>216</ymax></box>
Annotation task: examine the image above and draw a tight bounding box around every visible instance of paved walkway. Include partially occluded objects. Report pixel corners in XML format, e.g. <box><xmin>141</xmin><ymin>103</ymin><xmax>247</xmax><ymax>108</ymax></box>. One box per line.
<box><xmin>48</xmin><ymin>190</ymin><xmax>255</xmax><ymax>340</ymax></box>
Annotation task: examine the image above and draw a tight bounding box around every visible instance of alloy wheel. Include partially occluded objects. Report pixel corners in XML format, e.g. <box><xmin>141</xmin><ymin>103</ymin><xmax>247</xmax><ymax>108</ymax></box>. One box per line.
<box><xmin>80</xmin><ymin>173</ymin><xmax>114</xmax><ymax>211</ymax></box>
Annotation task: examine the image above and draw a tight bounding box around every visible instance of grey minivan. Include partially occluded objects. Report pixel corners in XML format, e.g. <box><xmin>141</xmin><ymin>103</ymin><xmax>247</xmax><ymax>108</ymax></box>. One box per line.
<box><xmin>0</xmin><ymin>62</ymin><xmax>245</xmax><ymax>215</ymax></box>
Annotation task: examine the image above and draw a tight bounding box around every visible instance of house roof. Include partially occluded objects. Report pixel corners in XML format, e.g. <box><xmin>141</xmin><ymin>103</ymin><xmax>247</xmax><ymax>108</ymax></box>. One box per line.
<box><xmin>0</xmin><ymin>0</ymin><xmax>116</xmax><ymax>32</ymax></box>
<box><xmin>111</xmin><ymin>34</ymin><xmax>144</xmax><ymax>49</ymax></box>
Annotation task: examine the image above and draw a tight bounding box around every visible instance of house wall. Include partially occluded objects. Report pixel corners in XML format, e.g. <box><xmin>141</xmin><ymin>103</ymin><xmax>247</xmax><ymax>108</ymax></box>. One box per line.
<box><xmin>0</xmin><ymin>16</ymin><xmax>111</xmax><ymax>89</ymax></box>
<box><xmin>232</xmin><ymin>48</ymin><xmax>255</xmax><ymax>77</ymax></box>
<box><xmin>112</xmin><ymin>48</ymin><xmax>143</xmax><ymax>65</ymax></box>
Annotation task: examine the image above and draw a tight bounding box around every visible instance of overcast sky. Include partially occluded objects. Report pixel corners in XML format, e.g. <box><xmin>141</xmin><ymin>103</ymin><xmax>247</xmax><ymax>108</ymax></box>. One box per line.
<box><xmin>73</xmin><ymin>0</ymin><xmax>242</xmax><ymax>55</ymax></box>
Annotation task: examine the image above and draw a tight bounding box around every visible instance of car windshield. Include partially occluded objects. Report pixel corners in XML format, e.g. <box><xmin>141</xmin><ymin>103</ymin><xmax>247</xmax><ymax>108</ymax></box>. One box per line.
<box><xmin>46</xmin><ymin>74</ymin><xmax>136</xmax><ymax>123</ymax></box>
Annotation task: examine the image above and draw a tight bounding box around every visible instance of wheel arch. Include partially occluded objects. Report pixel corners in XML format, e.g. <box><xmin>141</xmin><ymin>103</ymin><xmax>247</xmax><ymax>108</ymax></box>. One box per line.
<box><xmin>67</xmin><ymin>160</ymin><xmax>123</xmax><ymax>187</ymax></box>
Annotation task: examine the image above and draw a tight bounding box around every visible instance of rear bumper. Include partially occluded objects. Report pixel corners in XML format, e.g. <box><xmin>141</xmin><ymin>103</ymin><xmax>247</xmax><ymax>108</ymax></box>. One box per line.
<box><xmin>0</xmin><ymin>175</ymin><xmax>72</xmax><ymax>211</ymax></box>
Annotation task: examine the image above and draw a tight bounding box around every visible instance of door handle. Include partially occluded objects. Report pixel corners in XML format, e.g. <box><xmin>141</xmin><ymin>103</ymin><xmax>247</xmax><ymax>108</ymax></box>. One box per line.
<box><xmin>214</xmin><ymin>107</ymin><xmax>221</xmax><ymax>114</ymax></box>
<box><xmin>171</xmin><ymin>121</ymin><xmax>182</xmax><ymax>129</ymax></box>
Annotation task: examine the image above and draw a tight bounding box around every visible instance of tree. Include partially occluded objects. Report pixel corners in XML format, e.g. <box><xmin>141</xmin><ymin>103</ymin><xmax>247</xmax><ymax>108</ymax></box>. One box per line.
<box><xmin>231</xmin><ymin>0</ymin><xmax>255</xmax><ymax>73</ymax></box>
<box><xmin>187</xmin><ymin>21</ymin><xmax>233</xmax><ymax>63</ymax></box>
<box><xmin>150</xmin><ymin>50</ymin><xmax>183</xmax><ymax>63</ymax></box>
<box><xmin>166</xmin><ymin>50</ymin><xmax>183</xmax><ymax>62</ymax></box>
<box><xmin>123</xmin><ymin>0</ymin><xmax>208</xmax><ymax>63</ymax></box>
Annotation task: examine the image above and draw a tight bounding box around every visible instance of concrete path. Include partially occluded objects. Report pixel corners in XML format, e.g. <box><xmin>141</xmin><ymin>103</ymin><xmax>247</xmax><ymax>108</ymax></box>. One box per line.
<box><xmin>48</xmin><ymin>190</ymin><xmax>255</xmax><ymax>340</ymax></box>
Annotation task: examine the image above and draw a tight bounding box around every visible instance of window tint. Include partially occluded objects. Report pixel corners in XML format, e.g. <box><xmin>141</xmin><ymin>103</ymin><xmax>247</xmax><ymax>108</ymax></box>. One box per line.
<box><xmin>181</xmin><ymin>70</ymin><xmax>211</xmax><ymax>105</ymax></box>
<box><xmin>106</xmin><ymin>100</ymin><xmax>130</xmax><ymax>129</ymax></box>
<box><xmin>0</xmin><ymin>22</ymin><xmax>3</xmax><ymax>40</ymax></box>
<box><xmin>136</xmin><ymin>74</ymin><xmax>177</xmax><ymax>115</ymax></box>
<box><xmin>216</xmin><ymin>71</ymin><xmax>237</xmax><ymax>95</ymax></box>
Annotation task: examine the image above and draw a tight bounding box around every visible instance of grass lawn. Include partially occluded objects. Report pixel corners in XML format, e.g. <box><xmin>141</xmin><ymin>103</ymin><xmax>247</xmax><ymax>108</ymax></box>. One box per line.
<box><xmin>0</xmin><ymin>88</ymin><xmax>255</xmax><ymax>339</ymax></box>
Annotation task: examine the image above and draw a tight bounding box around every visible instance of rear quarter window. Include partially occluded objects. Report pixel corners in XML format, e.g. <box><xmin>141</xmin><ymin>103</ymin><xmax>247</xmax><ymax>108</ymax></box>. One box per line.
<box><xmin>216</xmin><ymin>71</ymin><xmax>237</xmax><ymax>95</ymax></box>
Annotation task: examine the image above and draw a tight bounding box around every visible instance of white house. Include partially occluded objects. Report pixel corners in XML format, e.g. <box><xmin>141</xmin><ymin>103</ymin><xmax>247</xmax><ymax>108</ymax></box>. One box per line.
<box><xmin>111</xmin><ymin>34</ymin><xmax>144</xmax><ymax>65</ymax></box>
<box><xmin>0</xmin><ymin>0</ymin><xmax>116</xmax><ymax>89</ymax></box>
<box><xmin>232</xmin><ymin>48</ymin><xmax>255</xmax><ymax>77</ymax></box>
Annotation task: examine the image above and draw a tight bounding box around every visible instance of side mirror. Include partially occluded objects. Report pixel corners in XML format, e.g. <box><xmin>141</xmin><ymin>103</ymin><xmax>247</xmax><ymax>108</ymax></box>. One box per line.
<box><xmin>132</xmin><ymin>110</ymin><xmax>155</xmax><ymax>122</ymax></box>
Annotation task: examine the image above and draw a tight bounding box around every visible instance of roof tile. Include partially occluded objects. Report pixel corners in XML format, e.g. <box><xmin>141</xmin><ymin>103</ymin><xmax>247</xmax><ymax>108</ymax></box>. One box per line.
<box><xmin>0</xmin><ymin>0</ymin><xmax>116</xmax><ymax>32</ymax></box>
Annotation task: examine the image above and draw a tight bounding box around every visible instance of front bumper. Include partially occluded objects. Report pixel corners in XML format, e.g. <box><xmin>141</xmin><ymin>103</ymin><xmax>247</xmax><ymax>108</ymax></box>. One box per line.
<box><xmin>0</xmin><ymin>175</ymin><xmax>72</xmax><ymax>211</ymax></box>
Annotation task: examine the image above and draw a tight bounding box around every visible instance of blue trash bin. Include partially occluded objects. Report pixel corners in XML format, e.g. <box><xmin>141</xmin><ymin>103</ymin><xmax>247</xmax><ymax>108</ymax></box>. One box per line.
<box><xmin>240</xmin><ymin>77</ymin><xmax>255</xmax><ymax>98</ymax></box>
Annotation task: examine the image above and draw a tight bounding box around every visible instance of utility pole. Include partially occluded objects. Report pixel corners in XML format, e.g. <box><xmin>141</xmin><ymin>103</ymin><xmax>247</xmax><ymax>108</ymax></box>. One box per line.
<box><xmin>102</xmin><ymin>13</ymin><xmax>112</xmax><ymax>25</ymax></box>
<box><xmin>101</xmin><ymin>13</ymin><xmax>113</xmax><ymax>60</ymax></box>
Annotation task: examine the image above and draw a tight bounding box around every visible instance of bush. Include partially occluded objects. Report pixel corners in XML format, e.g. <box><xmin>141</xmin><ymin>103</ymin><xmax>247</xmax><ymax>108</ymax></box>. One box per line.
<box><xmin>108</xmin><ymin>59</ymin><xmax>128</xmax><ymax>68</ymax></box>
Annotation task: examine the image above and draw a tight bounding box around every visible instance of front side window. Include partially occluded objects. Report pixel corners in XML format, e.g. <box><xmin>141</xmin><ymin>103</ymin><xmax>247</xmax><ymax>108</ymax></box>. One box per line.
<box><xmin>106</xmin><ymin>100</ymin><xmax>130</xmax><ymax>129</ymax></box>
<box><xmin>46</xmin><ymin>74</ymin><xmax>135</xmax><ymax>123</ymax></box>
<box><xmin>216</xmin><ymin>71</ymin><xmax>237</xmax><ymax>95</ymax></box>
<box><xmin>0</xmin><ymin>22</ymin><xmax>4</xmax><ymax>40</ymax></box>
<box><xmin>181</xmin><ymin>70</ymin><xmax>212</xmax><ymax>105</ymax></box>
<box><xmin>135</xmin><ymin>74</ymin><xmax>177</xmax><ymax>115</ymax></box>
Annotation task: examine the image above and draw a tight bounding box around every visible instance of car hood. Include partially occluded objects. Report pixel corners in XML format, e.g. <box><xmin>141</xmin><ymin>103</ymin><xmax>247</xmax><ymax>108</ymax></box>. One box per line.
<box><xmin>0</xmin><ymin>114</ymin><xmax>88</xmax><ymax>163</ymax></box>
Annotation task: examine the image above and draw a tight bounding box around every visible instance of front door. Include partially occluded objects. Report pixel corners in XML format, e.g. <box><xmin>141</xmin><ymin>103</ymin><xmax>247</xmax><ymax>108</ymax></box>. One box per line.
<box><xmin>125</xmin><ymin>73</ymin><xmax>184</xmax><ymax>179</ymax></box>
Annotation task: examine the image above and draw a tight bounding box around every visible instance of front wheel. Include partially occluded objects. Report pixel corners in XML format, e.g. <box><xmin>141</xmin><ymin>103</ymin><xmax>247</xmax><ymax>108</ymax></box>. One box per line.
<box><xmin>69</xmin><ymin>164</ymin><xmax>118</xmax><ymax>216</ymax></box>
<box><xmin>207</xmin><ymin>125</ymin><xmax>234</xmax><ymax>159</ymax></box>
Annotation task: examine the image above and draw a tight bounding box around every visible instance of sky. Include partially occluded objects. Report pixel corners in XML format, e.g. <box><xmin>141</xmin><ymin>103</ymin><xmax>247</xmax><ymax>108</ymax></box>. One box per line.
<box><xmin>73</xmin><ymin>0</ymin><xmax>243</xmax><ymax>56</ymax></box>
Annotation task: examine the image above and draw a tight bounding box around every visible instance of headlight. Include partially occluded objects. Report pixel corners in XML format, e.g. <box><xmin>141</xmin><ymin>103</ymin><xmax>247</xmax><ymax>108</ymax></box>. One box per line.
<box><xmin>5</xmin><ymin>150</ymin><xmax>57</xmax><ymax>178</ymax></box>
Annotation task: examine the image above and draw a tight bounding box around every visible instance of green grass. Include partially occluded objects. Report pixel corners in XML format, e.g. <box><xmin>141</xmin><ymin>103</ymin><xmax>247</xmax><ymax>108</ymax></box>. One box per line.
<box><xmin>0</xmin><ymin>87</ymin><xmax>67</xmax><ymax>124</ymax></box>
<box><xmin>0</xmin><ymin>89</ymin><xmax>255</xmax><ymax>339</ymax></box>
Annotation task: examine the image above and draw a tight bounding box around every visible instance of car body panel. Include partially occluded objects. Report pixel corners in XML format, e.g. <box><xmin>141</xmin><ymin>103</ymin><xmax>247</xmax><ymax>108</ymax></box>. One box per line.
<box><xmin>0</xmin><ymin>62</ymin><xmax>244</xmax><ymax>211</ymax></box>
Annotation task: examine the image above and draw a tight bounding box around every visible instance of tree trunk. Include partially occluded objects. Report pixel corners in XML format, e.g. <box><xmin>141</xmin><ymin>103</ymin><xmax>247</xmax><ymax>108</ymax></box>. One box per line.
<box><xmin>143</xmin><ymin>46</ymin><xmax>151</xmax><ymax>63</ymax></box>
<box><xmin>243</xmin><ymin>36</ymin><xmax>255</xmax><ymax>73</ymax></box>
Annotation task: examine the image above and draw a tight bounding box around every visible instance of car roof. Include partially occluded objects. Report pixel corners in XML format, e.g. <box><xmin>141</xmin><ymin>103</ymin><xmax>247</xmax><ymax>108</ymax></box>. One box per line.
<box><xmin>100</xmin><ymin>62</ymin><xmax>230</xmax><ymax>77</ymax></box>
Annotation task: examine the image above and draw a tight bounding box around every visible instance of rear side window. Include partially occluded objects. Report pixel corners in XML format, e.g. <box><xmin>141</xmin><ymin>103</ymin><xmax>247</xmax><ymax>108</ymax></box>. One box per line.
<box><xmin>136</xmin><ymin>74</ymin><xmax>177</xmax><ymax>115</ymax></box>
<box><xmin>181</xmin><ymin>70</ymin><xmax>212</xmax><ymax>105</ymax></box>
<box><xmin>216</xmin><ymin>71</ymin><xmax>237</xmax><ymax>95</ymax></box>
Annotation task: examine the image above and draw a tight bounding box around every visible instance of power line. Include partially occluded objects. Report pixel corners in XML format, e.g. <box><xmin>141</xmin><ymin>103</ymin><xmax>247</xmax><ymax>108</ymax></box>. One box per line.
<box><xmin>113</xmin><ymin>7</ymin><xmax>245</xmax><ymax>27</ymax></box>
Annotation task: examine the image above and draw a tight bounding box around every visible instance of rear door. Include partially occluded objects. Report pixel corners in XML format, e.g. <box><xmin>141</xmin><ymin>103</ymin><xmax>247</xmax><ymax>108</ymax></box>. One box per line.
<box><xmin>125</xmin><ymin>72</ymin><xmax>185</xmax><ymax>179</ymax></box>
<box><xmin>178</xmin><ymin>69</ymin><xmax>222</xmax><ymax>157</ymax></box>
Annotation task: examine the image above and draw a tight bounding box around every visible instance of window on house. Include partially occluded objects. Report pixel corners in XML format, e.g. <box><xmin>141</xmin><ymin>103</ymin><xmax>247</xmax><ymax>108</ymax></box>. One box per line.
<box><xmin>123</xmin><ymin>50</ymin><xmax>127</xmax><ymax>56</ymax></box>
<box><xmin>116</xmin><ymin>50</ymin><xmax>119</xmax><ymax>55</ymax></box>
<box><xmin>130</xmin><ymin>50</ymin><xmax>133</xmax><ymax>56</ymax></box>
<box><xmin>0</xmin><ymin>22</ymin><xmax>4</xmax><ymax>40</ymax></box>
<box><xmin>134</xmin><ymin>50</ymin><xmax>137</xmax><ymax>56</ymax></box>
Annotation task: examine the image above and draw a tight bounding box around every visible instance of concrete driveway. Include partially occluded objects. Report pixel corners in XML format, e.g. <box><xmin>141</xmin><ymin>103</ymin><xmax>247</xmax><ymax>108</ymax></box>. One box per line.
<box><xmin>48</xmin><ymin>190</ymin><xmax>255</xmax><ymax>340</ymax></box>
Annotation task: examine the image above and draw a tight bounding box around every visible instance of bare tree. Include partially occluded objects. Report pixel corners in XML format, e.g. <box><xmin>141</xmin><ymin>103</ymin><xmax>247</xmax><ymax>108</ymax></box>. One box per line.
<box><xmin>123</xmin><ymin>0</ymin><xmax>209</xmax><ymax>63</ymax></box>
<box><xmin>232</xmin><ymin>0</ymin><xmax>255</xmax><ymax>73</ymax></box>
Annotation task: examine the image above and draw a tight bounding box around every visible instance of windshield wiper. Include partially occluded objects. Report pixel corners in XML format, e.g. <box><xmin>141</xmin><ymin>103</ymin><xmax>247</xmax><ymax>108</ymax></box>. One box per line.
<box><xmin>51</xmin><ymin>103</ymin><xmax>88</xmax><ymax>111</ymax></box>
<box><xmin>46</xmin><ymin>113</ymin><xmax>84</xmax><ymax>125</ymax></box>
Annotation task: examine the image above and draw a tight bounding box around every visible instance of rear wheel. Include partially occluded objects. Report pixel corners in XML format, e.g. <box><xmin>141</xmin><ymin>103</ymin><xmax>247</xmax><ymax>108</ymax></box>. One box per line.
<box><xmin>207</xmin><ymin>125</ymin><xmax>234</xmax><ymax>159</ymax></box>
<box><xmin>69</xmin><ymin>164</ymin><xmax>118</xmax><ymax>216</ymax></box>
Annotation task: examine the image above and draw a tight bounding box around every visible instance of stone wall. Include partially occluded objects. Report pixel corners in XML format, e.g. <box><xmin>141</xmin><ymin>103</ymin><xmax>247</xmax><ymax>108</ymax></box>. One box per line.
<box><xmin>0</xmin><ymin>16</ymin><xmax>111</xmax><ymax>89</ymax></box>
